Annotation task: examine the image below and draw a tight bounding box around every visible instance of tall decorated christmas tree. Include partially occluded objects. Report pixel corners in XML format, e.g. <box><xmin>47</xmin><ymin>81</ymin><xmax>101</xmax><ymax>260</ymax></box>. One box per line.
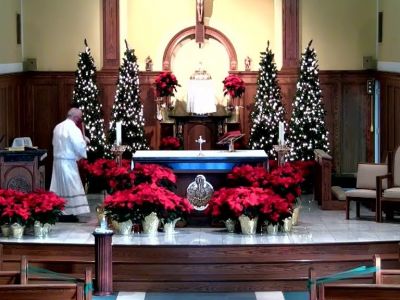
<box><xmin>248</xmin><ymin>42</ymin><xmax>286</xmax><ymax>159</ymax></box>
<box><xmin>72</xmin><ymin>39</ymin><xmax>109</xmax><ymax>160</ymax></box>
<box><xmin>286</xmin><ymin>40</ymin><xmax>329</xmax><ymax>161</ymax></box>
<box><xmin>108</xmin><ymin>41</ymin><xmax>148</xmax><ymax>156</ymax></box>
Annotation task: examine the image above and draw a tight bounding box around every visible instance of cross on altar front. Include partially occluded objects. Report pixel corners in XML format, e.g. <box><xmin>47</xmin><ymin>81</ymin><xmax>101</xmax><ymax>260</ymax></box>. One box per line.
<box><xmin>196</xmin><ymin>136</ymin><xmax>206</xmax><ymax>152</ymax></box>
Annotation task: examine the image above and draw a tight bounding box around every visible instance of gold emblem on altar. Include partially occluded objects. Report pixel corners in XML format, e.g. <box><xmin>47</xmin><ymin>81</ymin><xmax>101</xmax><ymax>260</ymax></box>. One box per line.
<box><xmin>186</xmin><ymin>175</ymin><xmax>214</xmax><ymax>210</ymax></box>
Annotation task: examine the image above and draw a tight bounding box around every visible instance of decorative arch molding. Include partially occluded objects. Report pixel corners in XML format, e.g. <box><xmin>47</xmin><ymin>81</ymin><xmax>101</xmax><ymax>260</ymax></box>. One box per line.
<box><xmin>162</xmin><ymin>26</ymin><xmax>238</xmax><ymax>71</ymax></box>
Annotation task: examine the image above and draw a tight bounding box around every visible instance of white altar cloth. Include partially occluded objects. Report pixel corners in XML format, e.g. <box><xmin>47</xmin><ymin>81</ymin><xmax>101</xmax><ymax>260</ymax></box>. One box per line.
<box><xmin>187</xmin><ymin>79</ymin><xmax>216</xmax><ymax>114</ymax></box>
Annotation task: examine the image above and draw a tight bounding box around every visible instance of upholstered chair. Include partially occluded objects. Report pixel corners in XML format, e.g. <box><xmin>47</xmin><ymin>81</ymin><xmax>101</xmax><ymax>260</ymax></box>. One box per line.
<box><xmin>376</xmin><ymin>146</ymin><xmax>400</xmax><ymax>222</ymax></box>
<box><xmin>345</xmin><ymin>163</ymin><xmax>388</xmax><ymax>221</ymax></box>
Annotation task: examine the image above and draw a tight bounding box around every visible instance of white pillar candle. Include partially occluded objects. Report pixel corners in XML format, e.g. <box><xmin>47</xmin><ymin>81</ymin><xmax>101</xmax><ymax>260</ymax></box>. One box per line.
<box><xmin>116</xmin><ymin>121</ymin><xmax>122</xmax><ymax>145</ymax></box>
<box><xmin>279</xmin><ymin>121</ymin><xmax>285</xmax><ymax>145</ymax></box>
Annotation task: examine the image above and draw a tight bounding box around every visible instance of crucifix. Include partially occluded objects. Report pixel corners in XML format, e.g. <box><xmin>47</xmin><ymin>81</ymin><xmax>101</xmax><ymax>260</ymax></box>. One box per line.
<box><xmin>196</xmin><ymin>135</ymin><xmax>206</xmax><ymax>155</ymax></box>
<box><xmin>195</xmin><ymin>0</ymin><xmax>205</xmax><ymax>45</ymax></box>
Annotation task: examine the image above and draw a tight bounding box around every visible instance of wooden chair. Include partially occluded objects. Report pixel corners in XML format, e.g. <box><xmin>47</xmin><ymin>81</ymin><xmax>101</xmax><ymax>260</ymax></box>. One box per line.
<box><xmin>377</xmin><ymin>146</ymin><xmax>400</xmax><ymax>222</ymax></box>
<box><xmin>345</xmin><ymin>161</ymin><xmax>389</xmax><ymax>221</ymax></box>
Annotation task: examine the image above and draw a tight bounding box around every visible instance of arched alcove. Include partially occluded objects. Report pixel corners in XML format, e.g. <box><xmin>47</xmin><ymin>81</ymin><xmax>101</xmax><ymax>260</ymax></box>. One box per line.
<box><xmin>162</xmin><ymin>26</ymin><xmax>238</xmax><ymax>71</ymax></box>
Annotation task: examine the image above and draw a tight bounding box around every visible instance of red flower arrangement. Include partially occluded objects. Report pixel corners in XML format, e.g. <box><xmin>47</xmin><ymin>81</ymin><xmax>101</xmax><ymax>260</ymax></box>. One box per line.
<box><xmin>24</xmin><ymin>190</ymin><xmax>65</xmax><ymax>225</ymax></box>
<box><xmin>0</xmin><ymin>189</ymin><xmax>66</xmax><ymax>226</ymax></box>
<box><xmin>104</xmin><ymin>183</ymin><xmax>192</xmax><ymax>223</ymax></box>
<box><xmin>227</xmin><ymin>164</ymin><xmax>269</xmax><ymax>188</ymax></box>
<box><xmin>223</xmin><ymin>74</ymin><xmax>245</xmax><ymax>99</ymax></box>
<box><xmin>160</xmin><ymin>136</ymin><xmax>181</xmax><ymax>150</ymax></box>
<box><xmin>208</xmin><ymin>186</ymin><xmax>289</xmax><ymax>224</ymax></box>
<box><xmin>155</xmin><ymin>71</ymin><xmax>180</xmax><ymax>97</ymax></box>
<box><xmin>133</xmin><ymin>163</ymin><xmax>177</xmax><ymax>191</ymax></box>
<box><xmin>0</xmin><ymin>189</ymin><xmax>30</xmax><ymax>226</ymax></box>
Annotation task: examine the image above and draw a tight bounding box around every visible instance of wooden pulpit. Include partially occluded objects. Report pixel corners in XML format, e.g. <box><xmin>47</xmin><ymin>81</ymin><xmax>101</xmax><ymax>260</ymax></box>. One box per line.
<box><xmin>0</xmin><ymin>149</ymin><xmax>47</xmax><ymax>192</ymax></box>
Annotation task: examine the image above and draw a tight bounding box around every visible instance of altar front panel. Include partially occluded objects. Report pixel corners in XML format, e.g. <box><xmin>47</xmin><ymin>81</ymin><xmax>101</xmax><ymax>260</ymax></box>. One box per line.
<box><xmin>133</xmin><ymin>150</ymin><xmax>268</xmax><ymax>171</ymax></box>
<box><xmin>133</xmin><ymin>150</ymin><xmax>268</xmax><ymax>200</ymax></box>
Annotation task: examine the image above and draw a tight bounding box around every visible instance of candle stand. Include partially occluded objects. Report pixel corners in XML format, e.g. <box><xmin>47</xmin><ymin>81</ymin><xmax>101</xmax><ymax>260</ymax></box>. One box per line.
<box><xmin>273</xmin><ymin>144</ymin><xmax>290</xmax><ymax>166</ymax></box>
<box><xmin>111</xmin><ymin>144</ymin><xmax>127</xmax><ymax>167</ymax></box>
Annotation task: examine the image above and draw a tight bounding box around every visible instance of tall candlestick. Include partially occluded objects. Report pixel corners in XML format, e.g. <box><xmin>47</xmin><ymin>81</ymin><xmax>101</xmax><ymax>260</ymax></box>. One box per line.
<box><xmin>116</xmin><ymin>121</ymin><xmax>122</xmax><ymax>145</ymax></box>
<box><xmin>279</xmin><ymin>121</ymin><xmax>285</xmax><ymax>145</ymax></box>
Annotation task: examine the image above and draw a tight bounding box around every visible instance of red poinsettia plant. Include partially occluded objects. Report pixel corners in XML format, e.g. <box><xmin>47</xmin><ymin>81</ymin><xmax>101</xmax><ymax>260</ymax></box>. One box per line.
<box><xmin>208</xmin><ymin>186</ymin><xmax>289</xmax><ymax>224</ymax></box>
<box><xmin>133</xmin><ymin>163</ymin><xmax>177</xmax><ymax>192</ymax></box>
<box><xmin>155</xmin><ymin>71</ymin><xmax>180</xmax><ymax>97</ymax></box>
<box><xmin>222</xmin><ymin>74</ymin><xmax>245</xmax><ymax>99</ymax></box>
<box><xmin>227</xmin><ymin>164</ymin><xmax>269</xmax><ymax>188</ymax></box>
<box><xmin>25</xmin><ymin>190</ymin><xmax>66</xmax><ymax>225</ymax></box>
<box><xmin>0</xmin><ymin>189</ymin><xmax>30</xmax><ymax>226</ymax></box>
<box><xmin>104</xmin><ymin>183</ymin><xmax>192</xmax><ymax>223</ymax></box>
<box><xmin>160</xmin><ymin>136</ymin><xmax>181</xmax><ymax>150</ymax></box>
<box><xmin>0</xmin><ymin>189</ymin><xmax>66</xmax><ymax>226</ymax></box>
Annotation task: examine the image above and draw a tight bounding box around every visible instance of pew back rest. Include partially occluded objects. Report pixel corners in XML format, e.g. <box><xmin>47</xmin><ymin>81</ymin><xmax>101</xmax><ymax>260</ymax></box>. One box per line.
<box><xmin>321</xmin><ymin>283</ymin><xmax>400</xmax><ymax>300</ymax></box>
<box><xmin>0</xmin><ymin>283</ymin><xmax>84</xmax><ymax>300</ymax></box>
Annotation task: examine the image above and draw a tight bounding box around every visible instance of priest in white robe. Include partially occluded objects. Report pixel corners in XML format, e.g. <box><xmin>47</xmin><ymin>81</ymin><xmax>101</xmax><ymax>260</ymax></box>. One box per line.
<box><xmin>50</xmin><ymin>108</ymin><xmax>90</xmax><ymax>217</ymax></box>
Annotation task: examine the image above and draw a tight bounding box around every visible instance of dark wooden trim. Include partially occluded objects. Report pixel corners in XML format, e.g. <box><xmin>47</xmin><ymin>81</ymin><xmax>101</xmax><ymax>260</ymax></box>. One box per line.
<box><xmin>282</xmin><ymin>0</ymin><xmax>299</xmax><ymax>70</ymax></box>
<box><xmin>162</xmin><ymin>26</ymin><xmax>238</xmax><ymax>71</ymax></box>
<box><xmin>102</xmin><ymin>0</ymin><xmax>120</xmax><ymax>71</ymax></box>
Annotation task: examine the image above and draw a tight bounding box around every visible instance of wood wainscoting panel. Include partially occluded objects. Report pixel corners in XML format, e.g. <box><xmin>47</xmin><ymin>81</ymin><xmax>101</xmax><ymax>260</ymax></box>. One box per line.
<box><xmin>0</xmin><ymin>74</ymin><xmax>22</xmax><ymax>148</ymax></box>
<box><xmin>377</xmin><ymin>72</ymin><xmax>400</xmax><ymax>158</ymax></box>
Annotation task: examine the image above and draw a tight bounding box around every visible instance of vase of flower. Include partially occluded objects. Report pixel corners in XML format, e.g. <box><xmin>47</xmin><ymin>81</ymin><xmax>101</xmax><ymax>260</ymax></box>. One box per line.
<box><xmin>142</xmin><ymin>212</ymin><xmax>160</xmax><ymax>235</ymax></box>
<box><xmin>1</xmin><ymin>224</ymin><xmax>10</xmax><ymax>237</ymax></box>
<box><xmin>116</xmin><ymin>219</ymin><xmax>132</xmax><ymax>235</ymax></box>
<box><xmin>281</xmin><ymin>217</ymin><xmax>293</xmax><ymax>233</ymax></box>
<box><xmin>33</xmin><ymin>221</ymin><xmax>51</xmax><ymax>237</ymax></box>
<box><xmin>163</xmin><ymin>218</ymin><xmax>180</xmax><ymax>235</ymax></box>
<box><xmin>10</xmin><ymin>223</ymin><xmax>25</xmax><ymax>239</ymax></box>
<box><xmin>223</xmin><ymin>218</ymin><xmax>237</xmax><ymax>233</ymax></box>
<box><xmin>266</xmin><ymin>223</ymin><xmax>279</xmax><ymax>235</ymax></box>
<box><xmin>292</xmin><ymin>205</ymin><xmax>300</xmax><ymax>226</ymax></box>
<box><xmin>238</xmin><ymin>215</ymin><xmax>258</xmax><ymax>235</ymax></box>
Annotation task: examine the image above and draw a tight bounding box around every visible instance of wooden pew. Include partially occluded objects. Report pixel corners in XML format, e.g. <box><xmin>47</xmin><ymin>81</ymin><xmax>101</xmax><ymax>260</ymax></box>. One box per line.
<box><xmin>321</xmin><ymin>283</ymin><xmax>400</xmax><ymax>300</ymax></box>
<box><xmin>374</xmin><ymin>254</ymin><xmax>400</xmax><ymax>284</ymax></box>
<box><xmin>24</xmin><ymin>257</ymin><xmax>92</xmax><ymax>300</ymax></box>
<box><xmin>0</xmin><ymin>254</ymin><xmax>92</xmax><ymax>300</ymax></box>
<box><xmin>0</xmin><ymin>255</ymin><xmax>27</xmax><ymax>284</ymax></box>
<box><xmin>0</xmin><ymin>283</ymin><xmax>85</xmax><ymax>300</ymax></box>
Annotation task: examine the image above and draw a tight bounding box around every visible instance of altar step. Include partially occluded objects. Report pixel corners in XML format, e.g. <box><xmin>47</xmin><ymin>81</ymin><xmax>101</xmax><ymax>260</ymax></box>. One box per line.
<box><xmin>94</xmin><ymin>291</ymin><xmax>308</xmax><ymax>300</ymax></box>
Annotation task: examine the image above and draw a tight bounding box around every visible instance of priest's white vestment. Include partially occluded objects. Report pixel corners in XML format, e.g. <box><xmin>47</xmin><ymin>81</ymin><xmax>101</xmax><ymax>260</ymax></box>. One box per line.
<box><xmin>50</xmin><ymin>118</ymin><xmax>90</xmax><ymax>215</ymax></box>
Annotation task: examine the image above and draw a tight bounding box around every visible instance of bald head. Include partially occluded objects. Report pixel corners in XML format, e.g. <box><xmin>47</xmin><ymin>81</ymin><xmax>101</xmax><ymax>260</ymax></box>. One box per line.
<box><xmin>67</xmin><ymin>108</ymin><xmax>83</xmax><ymax>125</ymax></box>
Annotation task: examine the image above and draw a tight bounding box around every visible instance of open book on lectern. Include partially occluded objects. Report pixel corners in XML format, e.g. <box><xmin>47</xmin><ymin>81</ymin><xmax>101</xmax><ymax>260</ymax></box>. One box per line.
<box><xmin>217</xmin><ymin>130</ymin><xmax>245</xmax><ymax>145</ymax></box>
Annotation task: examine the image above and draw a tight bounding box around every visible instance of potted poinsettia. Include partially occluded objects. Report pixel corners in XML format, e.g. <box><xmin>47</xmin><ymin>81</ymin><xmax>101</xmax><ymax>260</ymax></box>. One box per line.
<box><xmin>222</xmin><ymin>73</ymin><xmax>245</xmax><ymax>110</ymax></box>
<box><xmin>0</xmin><ymin>189</ymin><xmax>29</xmax><ymax>238</ymax></box>
<box><xmin>25</xmin><ymin>190</ymin><xmax>65</xmax><ymax>237</ymax></box>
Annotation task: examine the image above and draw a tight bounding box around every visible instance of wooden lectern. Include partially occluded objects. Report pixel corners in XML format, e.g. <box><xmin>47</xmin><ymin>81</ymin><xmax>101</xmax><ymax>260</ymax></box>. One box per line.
<box><xmin>0</xmin><ymin>148</ymin><xmax>47</xmax><ymax>192</ymax></box>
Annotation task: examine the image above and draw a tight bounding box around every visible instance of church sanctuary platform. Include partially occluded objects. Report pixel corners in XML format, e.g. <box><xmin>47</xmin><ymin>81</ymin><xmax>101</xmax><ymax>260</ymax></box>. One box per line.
<box><xmin>0</xmin><ymin>196</ymin><xmax>399</xmax><ymax>294</ymax></box>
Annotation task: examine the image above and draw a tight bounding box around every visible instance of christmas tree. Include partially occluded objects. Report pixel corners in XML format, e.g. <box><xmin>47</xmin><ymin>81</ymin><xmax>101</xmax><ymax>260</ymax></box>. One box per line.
<box><xmin>108</xmin><ymin>40</ymin><xmax>149</xmax><ymax>156</ymax></box>
<box><xmin>286</xmin><ymin>40</ymin><xmax>329</xmax><ymax>161</ymax></box>
<box><xmin>72</xmin><ymin>39</ymin><xmax>109</xmax><ymax>160</ymax></box>
<box><xmin>248</xmin><ymin>42</ymin><xmax>286</xmax><ymax>159</ymax></box>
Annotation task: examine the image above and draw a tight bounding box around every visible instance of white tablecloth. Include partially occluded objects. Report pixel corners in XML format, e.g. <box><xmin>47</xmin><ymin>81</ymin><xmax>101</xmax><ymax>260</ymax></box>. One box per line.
<box><xmin>187</xmin><ymin>79</ymin><xmax>216</xmax><ymax>114</ymax></box>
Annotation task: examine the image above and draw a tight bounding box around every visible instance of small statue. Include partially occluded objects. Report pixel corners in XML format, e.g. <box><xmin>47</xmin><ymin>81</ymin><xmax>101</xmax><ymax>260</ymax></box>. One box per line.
<box><xmin>244</xmin><ymin>56</ymin><xmax>252</xmax><ymax>71</ymax></box>
<box><xmin>145</xmin><ymin>56</ymin><xmax>153</xmax><ymax>71</ymax></box>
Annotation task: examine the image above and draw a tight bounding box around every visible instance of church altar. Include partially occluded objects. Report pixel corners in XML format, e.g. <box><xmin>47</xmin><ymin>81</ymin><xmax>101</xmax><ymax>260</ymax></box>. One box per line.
<box><xmin>132</xmin><ymin>150</ymin><xmax>268</xmax><ymax>202</ymax></box>
<box><xmin>132</xmin><ymin>150</ymin><xmax>267</xmax><ymax>171</ymax></box>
